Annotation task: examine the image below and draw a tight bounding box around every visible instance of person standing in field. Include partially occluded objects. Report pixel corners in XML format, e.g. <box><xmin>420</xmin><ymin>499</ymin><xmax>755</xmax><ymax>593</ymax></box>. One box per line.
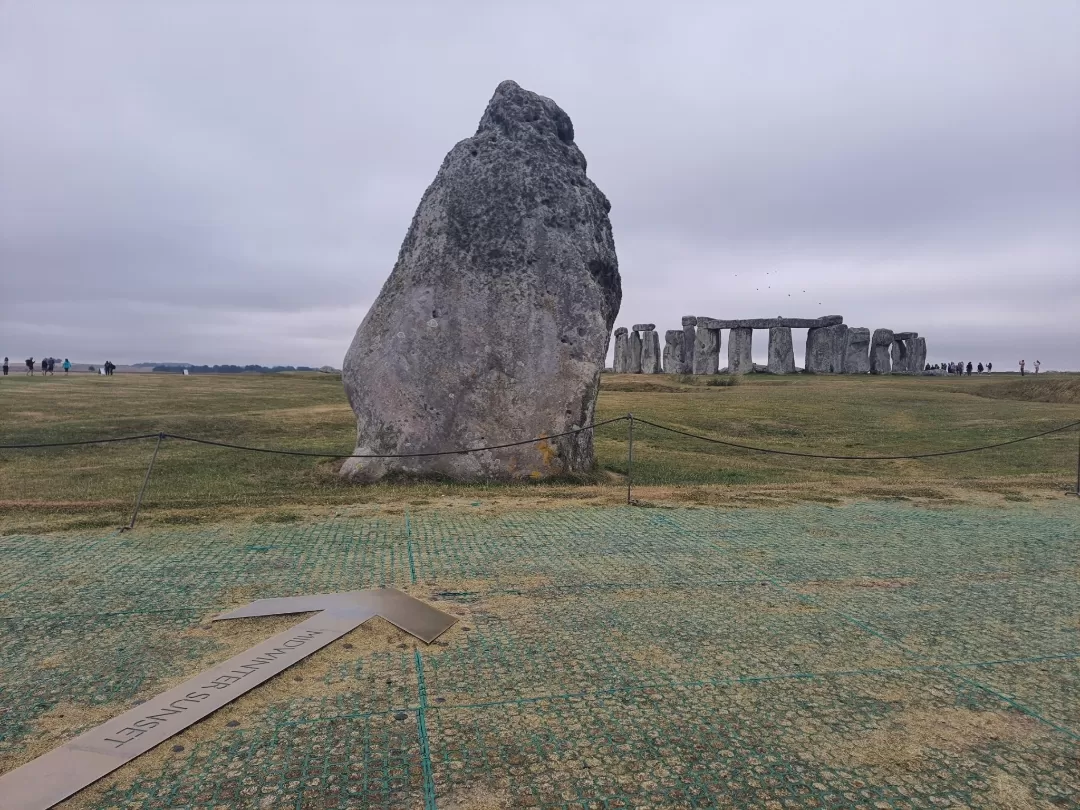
<box><xmin>48</xmin><ymin>357</ymin><xmax>55</xmax><ymax>375</ymax></box>
<box><xmin>966</xmin><ymin>361</ymin><xmax>973</xmax><ymax>375</ymax></box>
<box><xmin>63</xmin><ymin>358</ymin><xmax>70</xmax><ymax>374</ymax></box>
<box><xmin>2</xmin><ymin>357</ymin><xmax>8</xmax><ymax>375</ymax></box>
<box><xmin>1034</xmin><ymin>360</ymin><xmax>1041</xmax><ymax>374</ymax></box>
<box><xmin>977</xmin><ymin>362</ymin><xmax>984</xmax><ymax>374</ymax></box>
<box><xmin>1019</xmin><ymin>359</ymin><xmax>1025</xmax><ymax>375</ymax></box>
<box><xmin>987</xmin><ymin>362</ymin><xmax>992</xmax><ymax>373</ymax></box>
<box><xmin>25</xmin><ymin>357</ymin><xmax>34</xmax><ymax>375</ymax></box>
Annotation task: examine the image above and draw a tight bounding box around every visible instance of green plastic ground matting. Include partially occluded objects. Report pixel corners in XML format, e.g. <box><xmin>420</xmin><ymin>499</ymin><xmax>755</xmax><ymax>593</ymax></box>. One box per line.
<box><xmin>1</xmin><ymin>502</ymin><xmax>1077</xmax><ymax>808</ymax></box>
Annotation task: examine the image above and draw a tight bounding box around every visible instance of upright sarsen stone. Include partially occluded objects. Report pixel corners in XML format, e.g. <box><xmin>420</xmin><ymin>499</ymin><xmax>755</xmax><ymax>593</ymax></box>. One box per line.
<box><xmin>641</xmin><ymin>330</ymin><xmax>662</xmax><ymax>373</ymax></box>
<box><xmin>842</xmin><ymin>327</ymin><xmax>871</xmax><ymax>374</ymax></box>
<box><xmin>662</xmin><ymin>330</ymin><xmax>684</xmax><ymax>373</ymax></box>
<box><xmin>693</xmin><ymin>325</ymin><xmax>720</xmax><ymax>374</ymax></box>
<box><xmin>341</xmin><ymin>80</ymin><xmax>621</xmax><ymax>482</ymax></box>
<box><xmin>682</xmin><ymin>316</ymin><xmax>697</xmax><ymax>373</ymax></box>
<box><xmin>767</xmin><ymin>327</ymin><xmax>796</xmax><ymax>374</ymax></box>
<box><xmin>612</xmin><ymin>327</ymin><xmax>629</xmax><ymax>373</ymax></box>
<box><xmin>912</xmin><ymin>337</ymin><xmax>927</xmax><ymax>372</ymax></box>
<box><xmin>728</xmin><ymin>327</ymin><xmax>753</xmax><ymax>374</ymax></box>
<box><xmin>870</xmin><ymin>329</ymin><xmax>894</xmax><ymax>374</ymax></box>
<box><xmin>628</xmin><ymin>329</ymin><xmax>643</xmax><ymax>373</ymax></box>
<box><xmin>805</xmin><ymin>327</ymin><xmax>832</xmax><ymax>373</ymax></box>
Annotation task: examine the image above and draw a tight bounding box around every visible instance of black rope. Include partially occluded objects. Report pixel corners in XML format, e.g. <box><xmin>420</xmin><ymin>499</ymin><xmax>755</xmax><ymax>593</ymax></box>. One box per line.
<box><xmin>162</xmin><ymin>416</ymin><xmax>628</xmax><ymax>459</ymax></box>
<box><xmin>633</xmin><ymin>417</ymin><xmax>1080</xmax><ymax>460</ymax></box>
<box><xmin>0</xmin><ymin>433</ymin><xmax>160</xmax><ymax>449</ymax></box>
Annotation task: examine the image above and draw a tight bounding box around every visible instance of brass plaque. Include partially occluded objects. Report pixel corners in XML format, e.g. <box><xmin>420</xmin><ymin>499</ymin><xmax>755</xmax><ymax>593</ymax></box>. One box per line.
<box><xmin>0</xmin><ymin>588</ymin><xmax>456</xmax><ymax>810</ymax></box>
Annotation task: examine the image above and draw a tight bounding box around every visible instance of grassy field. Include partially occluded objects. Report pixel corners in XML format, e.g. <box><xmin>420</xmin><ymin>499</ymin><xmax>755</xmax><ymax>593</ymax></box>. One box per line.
<box><xmin>0</xmin><ymin>371</ymin><xmax>1077</xmax><ymax>533</ymax></box>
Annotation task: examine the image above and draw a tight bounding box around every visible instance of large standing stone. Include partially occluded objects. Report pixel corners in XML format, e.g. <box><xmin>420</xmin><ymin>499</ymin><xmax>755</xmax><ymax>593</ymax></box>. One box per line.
<box><xmin>612</xmin><ymin>327</ymin><xmax>628</xmax><ymax>373</ymax></box>
<box><xmin>693</xmin><ymin>325</ymin><xmax>720</xmax><ymax>374</ymax></box>
<box><xmin>662</xmin><ymin>330</ymin><xmax>684</xmax><ymax>374</ymax></box>
<box><xmin>767</xmin><ymin>327</ymin><xmax>796</xmax><ymax>374</ymax></box>
<box><xmin>827</xmin><ymin>324</ymin><xmax>849</xmax><ymax>373</ymax></box>
<box><xmin>728</xmin><ymin>327</ymin><xmax>753</xmax><ymax>375</ymax></box>
<box><xmin>912</xmin><ymin>337</ymin><xmax>927</xmax><ymax>372</ymax></box>
<box><xmin>870</xmin><ymin>329</ymin><xmax>894</xmax><ymax>374</ymax></box>
<box><xmin>340</xmin><ymin>80</ymin><xmax>620</xmax><ymax>482</ymax></box>
<box><xmin>842</xmin><ymin>327</ymin><xmax>871</xmax><ymax>374</ymax></box>
<box><xmin>628</xmin><ymin>330</ymin><xmax>643</xmax><ymax>373</ymax></box>
<box><xmin>682</xmin><ymin>316</ymin><xmax>697</xmax><ymax>373</ymax></box>
<box><xmin>805</xmin><ymin>327</ymin><xmax>833</xmax><ymax>373</ymax></box>
<box><xmin>891</xmin><ymin>339</ymin><xmax>912</xmax><ymax>374</ymax></box>
<box><xmin>641</xmin><ymin>330</ymin><xmax>662</xmax><ymax>373</ymax></box>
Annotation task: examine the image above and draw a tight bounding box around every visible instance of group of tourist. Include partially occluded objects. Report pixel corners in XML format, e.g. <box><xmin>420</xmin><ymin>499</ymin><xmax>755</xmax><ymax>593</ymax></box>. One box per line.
<box><xmin>1018</xmin><ymin>359</ymin><xmax>1041</xmax><ymax>376</ymax></box>
<box><xmin>1</xmin><ymin>357</ymin><xmax>119</xmax><ymax>376</ymax></box>
<box><xmin>2</xmin><ymin>357</ymin><xmax>71</xmax><ymax>375</ymax></box>
<box><xmin>923</xmin><ymin>362</ymin><xmax>993</xmax><ymax>375</ymax></box>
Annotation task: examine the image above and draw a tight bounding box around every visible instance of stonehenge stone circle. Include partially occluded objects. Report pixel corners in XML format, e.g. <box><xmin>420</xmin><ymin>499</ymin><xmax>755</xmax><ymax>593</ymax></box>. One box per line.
<box><xmin>681</xmin><ymin>316</ymin><xmax>697</xmax><ymax>373</ymax></box>
<box><xmin>628</xmin><ymin>329</ymin><xmax>643</xmax><ymax>373</ymax></box>
<box><xmin>341</xmin><ymin>80</ymin><xmax>620</xmax><ymax>482</ymax></box>
<box><xmin>767</xmin><ymin>327</ymin><xmax>797</xmax><ymax>374</ymax></box>
<box><xmin>728</xmin><ymin>327</ymin><xmax>753</xmax><ymax>375</ymax></box>
<box><xmin>614</xmin><ymin>314</ymin><xmax>927</xmax><ymax>377</ymax></box>
<box><xmin>662</xmin><ymin>330</ymin><xmax>685</xmax><ymax>374</ymax></box>
<box><xmin>612</xmin><ymin>327</ymin><xmax>629</xmax><ymax>373</ymax></box>
<box><xmin>842</xmin><ymin>327</ymin><xmax>871</xmax><ymax>374</ymax></box>
<box><xmin>641</xmin><ymin>330</ymin><xmax>662</xmax><ymax>373</ymax></box>
<box><xmin>870</xmin><ymin>329</ymin><xmax>894</xmax><ymax>374</ymax></box>
<box><xmin>693</xmin><ymin>324</ymin><xmax>720</xmax><ymax>374</ymax></box>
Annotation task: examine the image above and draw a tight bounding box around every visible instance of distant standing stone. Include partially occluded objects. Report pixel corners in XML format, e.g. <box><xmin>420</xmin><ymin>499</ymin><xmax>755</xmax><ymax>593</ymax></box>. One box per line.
<box><xmin>804</xmin><ymin>326</ymin><xmax>833</xmax><ymax>373</ymax></box>
<box><xmin>641</xmin><ymin>330</ymin><xmax>662</xmax><ymax>373</ymax></box>
<box><xmin>842</xmin><ymin>327</ymin><xmax>871</xmax><ymax>374</ymax></box>
<box><xmin>682</xmin><ymin>316</ymin><xmax>697</xmax><ymax>374</ymax></box>
<box><xmin>613</xmin><ymin>327</ymin><xmax>629</xmax><ymax>373</ymax></box>
<box><xmin>693</xmin><ymin>326</ymin><xmax>720</xmax><ymax>374</ymax></box>
<box><xmin>628</xmin><ymin>329</ymin><xmax>643</xmax><ymax>373</ymax></box>
<box><xmin>912</xmin><ymin>337</ymin><xmax>927</xmax><ymax>372</ymax></box>
<box><xmin>340</xmin><ymin>80</ymin><xmax>621</xmax><ymax>481</ymax></box>
<box><xmin>870</xmin><ymin>329</ymin><xmax>894</xmax><ymax>374</ymax></box>
<box><xmin>728</xmin><ymin>327</ymin><xmax>753</xmax><ymax>375</ymax></box>
<box><xmin>767</xmin><ymin>327</ymin><xmax>796</xmax><ymax>374</ymax></box>
<box><xmin>662</xmin><ymin>330</ymin><xmax>685</xmax><ymax>374</ymax></box>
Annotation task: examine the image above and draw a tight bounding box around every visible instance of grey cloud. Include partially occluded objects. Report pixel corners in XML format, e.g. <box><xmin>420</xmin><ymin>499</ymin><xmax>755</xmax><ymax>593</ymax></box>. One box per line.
<box><xmin>1</xmin><ymin>0</ymin><xmax>1078</xmax><ymax>369</ymax></box>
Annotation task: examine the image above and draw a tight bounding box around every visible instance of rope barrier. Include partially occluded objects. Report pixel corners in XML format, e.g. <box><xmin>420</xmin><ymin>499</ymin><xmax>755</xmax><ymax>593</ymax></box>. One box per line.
<box><xmin>1</xmin><ymin>417</ymin><xmax>1076</xmax><ymax>462</ymax></box>
<box><xmin>0</xmin><ymin>433</ymin><xmax>161</xmax><ymax>449</ymax></box>
<box><xmin>632</xmin><ymin>417</ymin><xmax>1080</xmax><ymax>460</ymax></box>
<box><xmin>161</xmin><ymin>416</ymin><xmax>629</xmax><ymax>459</ymax></box>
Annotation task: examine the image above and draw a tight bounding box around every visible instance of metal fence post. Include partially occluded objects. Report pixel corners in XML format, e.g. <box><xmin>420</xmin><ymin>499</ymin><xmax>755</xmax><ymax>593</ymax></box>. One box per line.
<box><xmin>626</xmin><ymin>414</ymin><xmax>634</xmax><ymax>506</ymax></box>
<box><xmin>123</xmin><ymin>432</ymin><xmax>164</xmax><ymax>531</ymax></box>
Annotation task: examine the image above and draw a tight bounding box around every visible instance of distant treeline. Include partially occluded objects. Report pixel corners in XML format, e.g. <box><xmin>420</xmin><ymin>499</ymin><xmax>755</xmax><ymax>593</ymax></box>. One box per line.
<box><xmin>152</xmin><ymin>365</ymin><xmax>318</xmax><ymax>374</ymax></box>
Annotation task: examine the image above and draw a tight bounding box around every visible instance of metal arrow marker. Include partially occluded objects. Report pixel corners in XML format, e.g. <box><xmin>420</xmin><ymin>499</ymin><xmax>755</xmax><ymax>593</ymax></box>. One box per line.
<box><xmin>0</xmin><ymin>588</ymin><xmax>456</xmax><ymax>810</ymax></box>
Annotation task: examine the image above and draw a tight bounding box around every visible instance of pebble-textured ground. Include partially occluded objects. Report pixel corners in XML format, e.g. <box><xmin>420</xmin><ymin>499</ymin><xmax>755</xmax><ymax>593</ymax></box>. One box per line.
<box><xmin>1</xmin><ymin>502</ymin><xmax>1077</xmax><ymax>809</ymax></box>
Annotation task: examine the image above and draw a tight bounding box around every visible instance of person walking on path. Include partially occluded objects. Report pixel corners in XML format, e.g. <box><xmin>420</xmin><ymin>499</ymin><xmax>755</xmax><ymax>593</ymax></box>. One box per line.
<box><xmin>25</xmin><ymin>357</ymin><xmax>34</xmax><ymax>375</ymax></box>
<box><xmin>62</xmin><ymin>358</ymin><xmax>70</xmax><ymax>374</ymax></box>
<box><xmin>2</xmin><ymin>357</ymin><xmax>8</xmax><ymax>376</ymax></box>
<box><xmin>987</xmin><ymin>362</ymin><xmax>992</xmax><ymax>373</ymax></box>
<box><xmin>1034</xmin><ymin>360</ymin><xmax>1041</xmax><ymax>374</ymax></box>
<box><xmin>977</xmin><ymin>362</ymin><xmax>984</xmax><ymax>374</ymax></box>
<box><xmin>966</xmin><ymin>361</ymin><xmax>973</xmax><ymax>375</ymax></box>
<box><xmin>47</xmin><ymin>357</ymin><xmax>55</xmax><ymax>375</ymax></box>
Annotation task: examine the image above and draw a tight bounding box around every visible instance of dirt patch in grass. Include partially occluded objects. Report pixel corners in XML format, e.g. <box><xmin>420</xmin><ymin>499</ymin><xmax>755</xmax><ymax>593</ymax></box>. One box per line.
<box><xmin>820</xmin><ymin>707</ymin><xmax>1046</xmax><ymax>770</ymax></box>
<box><xmin>441</xmin><ymin>786</ymin><xmax>513</xmax><ymax>810</ymax></box>
<box><xmin>795</xmin><ymin>577</ymin><xmax>917</xmax><ymax>594</ymax></box>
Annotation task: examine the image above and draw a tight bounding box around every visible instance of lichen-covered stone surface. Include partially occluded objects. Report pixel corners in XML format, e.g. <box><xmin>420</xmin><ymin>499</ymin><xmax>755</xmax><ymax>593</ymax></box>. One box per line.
<box><xmin>767</xmin><ymin>326</ymin><xmax>796</xmax><ymax>374</ymax></box>
<box><xmin>843</xmin><ymin>327</ymin><xmax>871</xmax><ymax>374</ymax></box>
<box><xmin>341</xmin><ymin>81</ymin><xmax>620</xmax><ymax>481</ymax></box>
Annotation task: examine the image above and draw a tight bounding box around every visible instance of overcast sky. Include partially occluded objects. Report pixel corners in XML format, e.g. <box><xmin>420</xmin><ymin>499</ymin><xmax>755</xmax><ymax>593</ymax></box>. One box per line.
<box><xmin>2</xmin><ymin>1</ymin><xmax>1078</xmax><ymax>370</ymax></box>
